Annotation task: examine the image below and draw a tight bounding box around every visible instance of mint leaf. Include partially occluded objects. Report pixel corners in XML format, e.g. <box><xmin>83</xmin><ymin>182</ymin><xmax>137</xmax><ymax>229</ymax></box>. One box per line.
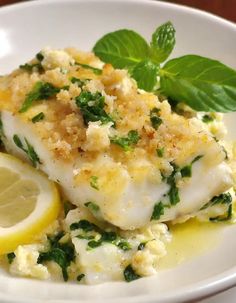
<box><xmin>150</xmin><ymin>21</ymin><xmax>175</xmax><ymax>63</ymax></box>
<box><xmin>131</xmin><ymin>60</ymin><xmax>159</xmax><ymax>91</ymax></box>
<box><xmin>93</xmin><ymin>29</ymin><xmax>150</xmax><ymax>68</ymax></box>
<box><xmin>160</xmin><ymin>55</ymin><xmax>236</xmax><ymax>112</ymax></box>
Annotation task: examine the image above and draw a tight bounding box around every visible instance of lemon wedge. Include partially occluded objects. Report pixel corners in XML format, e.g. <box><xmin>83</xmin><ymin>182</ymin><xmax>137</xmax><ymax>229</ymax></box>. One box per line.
<box><xmin>0</xmin><ymin>152</ymin><xmax>61</xmax><ymax>254</ymax></box>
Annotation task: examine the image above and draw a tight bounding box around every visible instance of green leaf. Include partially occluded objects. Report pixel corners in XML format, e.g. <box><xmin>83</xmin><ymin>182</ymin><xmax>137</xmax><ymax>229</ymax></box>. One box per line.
<box><xmin>110</xmin><ymin>130</ymin><xmax>140</xmax><ymax>151</ymax></box>
<box><xmin>70</xmin><ymin>219</ymin><xmax>97</xmax><ymax>232</ymax></box>
<box><xmin>75</xmin><ymin>62</ymin><xmax>102</xmax><ymax>75</ymax></box>
<box><xmin>85</xmin><ymin>201</ymin><xmax>100</xmax><ymax>212</ymax></box>
<box><xmin>150</xmin><ymin>21</ymin><xmax>176</xmax><ymax>63</ymax></box>
<box><xmin>7</xmin><ymin>252</ymin><xmax>16</xmax><ymax>264</ymax></box>
<box><xmin>31</xmin><ymin>112</ymin><xmax>45</xmax><ymax>123</ymax></box>
<box><xmin>19</xmin><ymin>81</ymin><xmax>60</xmax><ymax>113</ymax></box>
<box><xmin>89</xmin><ymin>176</ymin><xmax>99</xmax><ymax>190</ymax></box>
<box><xmin>151</xmin><ymin>202</ymin><xmax>165</xmax><ymax>220</ymax></box>
<box><xmin>123</xmin><ymin>264</ymin><xmax>141</xmax><ymax>282</ymax></box>
<box><xmin>93</xmin><ymin>29</ymin><xmax>150</xmax><ymax>69</ymax></box>
<box><xmin>131</xmin><ymin>60</ymin><xmax>159</xmax><ymax>91</ymax></box>
<box><xmin>160</xmin><ymin>55</ymin><xmax>236</xmax><ymax>112</ymax></box>
<box><xmin>75</xmin><ymin>91</ymin><xmax>115</xmax><ymax>126</ymax></box>
<box><xmin>150</xmin><ymin>108</ymin><xmax>162</xmax><ymax>130</ymax></box>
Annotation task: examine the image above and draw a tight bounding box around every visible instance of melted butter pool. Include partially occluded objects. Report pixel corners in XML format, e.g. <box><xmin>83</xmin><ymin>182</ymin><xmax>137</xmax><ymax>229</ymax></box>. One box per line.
<box><xmin>159</xmin><ymin>218</ymin><xmax>225</xmax><ymax>269</ymax></box>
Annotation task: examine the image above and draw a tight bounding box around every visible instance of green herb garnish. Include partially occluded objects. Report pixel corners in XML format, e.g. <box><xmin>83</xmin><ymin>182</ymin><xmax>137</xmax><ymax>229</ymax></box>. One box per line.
<box><xmin>123</xmin><ymin>264</ymin><xmax>141</xmax><ymax>282</ymax></box>
<box><xmin>71</xmin><ymin>77</ymin><xmax>88</xmax><ymax>88</ymax></box>
<box><xmin>117</xmin><ymin>241</ymin><xmax>131</xmax><ymax>251</ymax></box>
<box><xmin>75</xmin><ymin>62</ymin><xmax>102</xmax><ymax>75</ymax></box>
<box><xmin>70</xmin><ymin>219</ymin><xmax>97</xmax><ymax>232</ymax></box>
<box><xmin>110</xmin><ymin>130</ymin><xmax>140</xmax><ymax>151</ymax></box>
<box><xmin>202</xmin><ymin>114</ymin><xmax>214</xmax><ymax>123</ymax></box>
<box><xmin>31</xmin><ymin>112</ymin><xmax>45</xmax><ymax>123</ymax></box>
<box><xmin>85</xmin><ymin>201</ymin><xmax>100</xmax><ymax>212</ymax></box>
<box><xmin>19</xmin><ymin>81</ymin><xmax>60</xmax><ymax>113</ymax></box>
<box><xmin>137</xmin><ymin>242</ymin><xmax>146</xmax><ymax>251</ymax></box>
<box><xmin>63</xmin><ymin>201</ymin><xmax>75</xmax><ymax>216</ymax></box>
<box><xmin>150</xmin><ymin>108</ymin><xmax>162</xmax><ymax>130</ymax></box>
<box><xmin>75</xmin><ymin>91</ymin><xmax>114</xmax><ymax>125</ymax></box>
<box><xmin>36</xmin><ymin>52</ymin><xmax>44</xmax><ymax>62</ymax></box>
<box><xmin>7</xmin><ymin>252</ymin><xmax>16</xmax><ymax>264</ymax></box>
<box><xmin>167</xmin><ymin>163</ymin><xmax>180</xmax><ymax>205</ymax></box>
<box><xmin>156</xmin><ymin>147</ymin><xmax>164</xmax><ymax>157</ymax></box>
<box><xmin>151</xmin><ymin>201</ymin><xmax>165</xmax><ymax>220</ymax></box>
<box><xmin>180</xmin><ymin>155</ymin><xmax>203</xmax><ymax>178</ymax></box>
<box><xmin>19</xmin><ymin>63</ymin><xmax>43</xmax><ymax>73</ymax></box>
<box><xmin>89</xmin><ymin>176</ymin><xmax>99</xmax><ymax>190</ymax></box>
<box><xmin>13</xmin><ymin>135</ymin><xmax>41</xmax><ymax>167</ymax></box>
<box><xmin>77</xmin><ymin>273</ymin><xmax>85</xmax><ymax>282</ymax></box>
<box><xmin>93</xmin><ymin>22</ymin><xmax>236</xmax><ymax>112</ymax></box>
<box><xmin>37</xmin><ymin>233</ymin><xmax>75</xmax><ymax>281</ymax></box>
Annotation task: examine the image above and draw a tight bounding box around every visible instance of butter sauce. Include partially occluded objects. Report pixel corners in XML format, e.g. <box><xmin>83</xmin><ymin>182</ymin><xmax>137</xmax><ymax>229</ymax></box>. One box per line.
<box><xmin>159</xmin><ymin>218</ymin><xmax>224</xmax><ymax>269</ymax></box>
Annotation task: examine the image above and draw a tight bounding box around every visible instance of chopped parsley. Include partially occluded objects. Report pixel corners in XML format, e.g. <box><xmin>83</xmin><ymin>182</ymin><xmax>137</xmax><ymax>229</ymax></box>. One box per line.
<box><xmin>151</xmin><ymin>201</ymin><xmax>165</xmax><ymax>220</ymax></box>
<box><xmin>167</xmin><ymin>163</ymin><xmax>180</xmax><ymax>205</ymax></box>
<box><xmin>19</xmin><ymin>81</ymin><xmax>60</xmax><ymax>113</ymax></box>
<box><xmin>77</xmin><ymin>273</ymin><xmax>85</xmax><ymax>282</ymax></box>
<box><xmin>180</xmin><ymin>155</ymin><xmax>203</xmax><ymax>178</ymax></box>
<box><xmin>75</xmin><ymin>62</ymin><xmax>102</xmax><ymax>75</ymax></box>
<box><xmin>200</xmin><ymin>193</ymin><xmax>232</xmax><ymax>222</ymax></box>
<box><xmin>37</xmin><ymin>232</ymin><xmax>75</xmax><ymax>282</ymax></box>
<box><xmin>13</xmin><ymin>135</ymin><xmax>41</xmax><ymax>167</ymax></box>
<box><xmin>150</xmin><ymin>108</ymin><xmax>162</xmax><ymax>130</ymax></box>
<box><xmin>19</xmin><ymin>63</ymin><xmax>43</xmax><ymax>73</ymax></box>
<box><xmin>110</xmin><ymin>130</ymin><xmax>140</xmax><ymax>151</ymax></box>
<box><xmin>75</xmin><ymin>91</ymin><xmax>114</xmax><ymax>125</ymax></box>
<box><xmin>89</xmin><ymin>176</ymin><xmax>99</xmax><ymax>190</ymax></box>
<box><xmin>123</xmin><ymin>265</ymin><xmax>141</xmax><ymax>282</ymax></box>
<box><xmin>156</xmin><ymin>147</ymin><xmax>164</xmax><ymax>157</ymax></box>
<box><xmin>137</xmin><ymin>242</ymin><xmax>146</xmax><ymax>251</ymax></box>
<box><xmin>7</xmin><ymin>252</ymin><xmax>16</xmax><ymax>264</ymax></box>
<box><xmin>70</xmin><ymin>219</ymin><xmax>131</xmax><ymax>251</ymax></box>
<box><xmin>85</xmin><ymin>201</ymin><xmax>100</xmax><ymax>212</ymax></box>
<box><xmin>71</xmin><ymin>77</ymin><xmax>88</xmax><ymax>88</ymax></box>
<box><xmin>202</xmin><ymin>114</ymin><xmax>214</xmax><ymax>123</ymax></box>
<box><xmin>63</xmin><ymin>200</ymin><xmax>75</xmax><ymax>216</ymax></box>
<box><xmin>31</xmin><ymin>112</ymin><xmax>45</xmax><ymax>123</ymax></box>
<box><xmin>36</xmin><ymin>52</ymin><xmax>44</xmax><ymax>62</ymax></box>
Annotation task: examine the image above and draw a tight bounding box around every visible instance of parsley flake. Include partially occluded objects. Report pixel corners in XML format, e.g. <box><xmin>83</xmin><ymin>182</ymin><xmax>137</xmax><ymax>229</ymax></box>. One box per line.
<box><xmin>123</xmin><ymin>265</ymin><xmax>141</xmax><ymax>282</ymax></box>
<box><xmin>31</xmin><ymin>112</ymin><xmax>45</xmax><ymax>123</ymax></box>
<box><xmin>151</xmin><ymin>201</ymin><xmax>165</xmax><ymax>220</ymax></box>
<box><xmin>150</xmin><ymin>108</ymin><xmax>162</xmax><ymax>130</ymax></box>
<box><xmin>110</xmin><ymin>130</ymin><xmax>140</xmax><ymax>151</ymax></box>
<box><xmin>89</xmin><ymin>176</ymin><xmax>99</xmax><ymax>190</ymax></box>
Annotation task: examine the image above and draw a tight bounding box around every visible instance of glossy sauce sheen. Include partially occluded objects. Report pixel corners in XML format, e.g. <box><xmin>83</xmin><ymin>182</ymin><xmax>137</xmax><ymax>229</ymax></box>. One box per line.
<box><xmin>159</xmin><ymin>219</ymin><xmax>224</xmax><ymax>269</ymax></box>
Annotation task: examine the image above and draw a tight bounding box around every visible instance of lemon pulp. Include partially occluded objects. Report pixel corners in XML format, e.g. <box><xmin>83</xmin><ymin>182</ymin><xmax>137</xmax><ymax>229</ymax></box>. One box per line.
<box><xmin>0</xmin><ymin>152</ymin><xmax>61</xmax><ymax>254</ymax></box>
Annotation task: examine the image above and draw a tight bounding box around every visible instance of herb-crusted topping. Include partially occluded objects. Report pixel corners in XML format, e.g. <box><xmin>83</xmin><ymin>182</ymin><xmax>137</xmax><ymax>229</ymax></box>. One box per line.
<box><xmin>110</xmin><ymin>130</ymin><xmax>140</xmax><ymax>151</ymax></box>
<box><xmin>75</xmin><ymin>91</ymin><xmax>114</xmax><ymax>125</ymax></box>
<box><xmin>123</xmin><ymin>264</ymin><xmax>141</xmax><ymax>282</ymax></box>
<box><xmin>13</xmin><ymin>135</ymin><xmax>41</xmax><ymax>167</ymax></box>
<box><xmin>71</xmin><ymin>77</ymin><xmax>88</xmax><ymax>88</ymax></box>
<box><xmin>151</xmin><ymin>202</ymin><xmax>165</xmax><ymax>220</ymax></box>
<box><xmin>19</xmin><ymin>81</ymin><xmax>60</xmax><ymax>113</ymax></box>
<box><xmin>31</xmin><ymin>112</ymin><xmax>45</xmax><ymax>123</ymax></box>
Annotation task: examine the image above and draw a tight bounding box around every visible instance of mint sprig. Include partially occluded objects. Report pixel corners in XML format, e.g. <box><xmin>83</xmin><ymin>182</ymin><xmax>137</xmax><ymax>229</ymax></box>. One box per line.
<box><xmin>93</xmin><ymin>22</ymin><xmax>236</xmax><ymax>113</ymax></box>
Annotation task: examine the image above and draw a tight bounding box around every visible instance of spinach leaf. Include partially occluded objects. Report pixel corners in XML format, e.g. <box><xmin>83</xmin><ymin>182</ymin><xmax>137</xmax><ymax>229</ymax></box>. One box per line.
<box><xmin>110</xmin><ymin>130</ymin><xmax>140</xmax><ymax>151</ymax></box>
<box><xmin>151</xmin><ymin>201</ymin><xmax>165</xmax><ymax>220</ymax></box>
<box><xmin>123</xmin><ymin>264</ymin><xmax>141</xmax><ymax>282</ymax></box>
<box><xmin>150</xmin><ymin>21</ymin><xmax>175</xmax><ymax>63</ymax></box>
<box><xmin>93</xmin><ymin>29</ymin><xmax>150</xmax><ymax>69</ymax></box>
<box><xmin>31</xmin><ymin>112</ymin><xmax>45</xmax><ymax>123</ymax></box>
<box><xmin>75</xmin><ymin>91</ymin><xmax>114</xmax><ymax>125</ymax></box>
<box><xmin>131</xmin><ymin>60</ymin><xmax>159</xmax><ymax>91</ymax></box>
<box><xmin>19</xmin><ymin>81</ymin><xmax>60</xmax><ymax>113</ymax></box>
<box><xmin>13</xmin><ymin>135</ymin><xmax>41</xmax><ymax>167</ymax></box>
<box><xmin>160</xmin><ymin>55</ymin><xmax>236</xmax><ymax>112</ymax></box>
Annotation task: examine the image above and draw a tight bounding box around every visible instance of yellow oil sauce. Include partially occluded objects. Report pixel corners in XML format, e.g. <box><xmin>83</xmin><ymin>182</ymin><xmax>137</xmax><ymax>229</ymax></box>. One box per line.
<box><xmin>159</xmin><ymin>218</ymin><xmax>225</xmax><ymax>269</ymax></box>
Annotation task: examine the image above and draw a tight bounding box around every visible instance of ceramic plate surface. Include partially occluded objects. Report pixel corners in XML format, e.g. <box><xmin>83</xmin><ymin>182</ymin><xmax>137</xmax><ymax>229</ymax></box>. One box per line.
<box><xmin>0</xmin><ymin>0</ymin><xmax>236</xmax><ymax>302</ymax></box>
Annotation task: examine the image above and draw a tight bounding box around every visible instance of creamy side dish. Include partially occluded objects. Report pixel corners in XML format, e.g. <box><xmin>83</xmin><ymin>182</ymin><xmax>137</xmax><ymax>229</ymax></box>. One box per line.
<box><xmin>0</xmin><ymin>46</ymin><xmax>235</xmax><ymax>284</ymax></box>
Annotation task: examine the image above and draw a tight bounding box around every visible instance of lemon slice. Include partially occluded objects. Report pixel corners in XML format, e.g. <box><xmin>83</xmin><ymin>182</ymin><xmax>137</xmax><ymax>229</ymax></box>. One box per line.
<box><xmin>0</xmin><ymin>152</ymin><xmax>61</xmax><ymax>254</ymax></box>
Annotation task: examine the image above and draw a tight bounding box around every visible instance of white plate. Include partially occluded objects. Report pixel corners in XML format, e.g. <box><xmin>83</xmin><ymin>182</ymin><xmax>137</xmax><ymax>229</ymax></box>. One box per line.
<box><xmin>0</xmin><ymin>0</ymin><xmax>236</xmax><ymax>302</ymax></box>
